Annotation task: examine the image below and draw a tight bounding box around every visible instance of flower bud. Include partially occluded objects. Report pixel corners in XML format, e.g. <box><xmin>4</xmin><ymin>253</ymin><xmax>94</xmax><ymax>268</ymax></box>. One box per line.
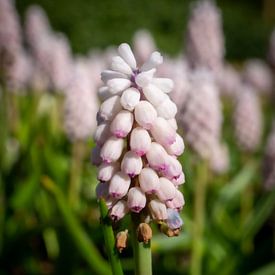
<box><xmin>165</xmin><ymin>133</ymin><xmax>185</xmax><ymax>156</ymax></box>
<box><xmin>171</xmin><ymin>172</ymin><xmax>185</xmax><ymax>187</ymax></box>
<box><xmin>135</xmin><ymin>68</ymin><xmax>156</xmax><ymax>88</ymax></box>
<box><xmin>151</xmin><ymin>78</ymin><xmax>174</xmax><ymax>93</ymax></box>
<box><xmin>143</xmin><ymin>84</ymin><xmax>168</xmax><ymax>107</ymax></box>
<box><xmin>98</xmin><ymin>86</ymin><xmax>112</xmax><ymax>101</ymax></box>
<box><xmin>156</xmin><ymin>98</ymin><xmax>177</xmax><ymax>120</ymax></box>
<box><xmin>97</xmin><ymin>162</ymin><xmax>120</xmax><ymax>182</ymax></box>
<box><xmin>149</xmin><ymin>199</ymin><xmax>168</xmax><ymax>220</ymax></box>
<box><xmin>166</xmin><ymin>189</ymin><xmax>185</xmax><ymax>210</ymax></box>
<box><xmin>101</xmin><ymin>70</ymin><xmax>127</xmax><ymax>84</ymax></box>
<box><xmin>109</xmin><ymin>171</ymin><xmax>131</xmax><ymax>199</ymax></box>
<box><xmin>141</xmin><ymin>51</ymin><xmax>163</xmax><ymax>71</ymax></box>
<box><xmin>130</xmin><ymin>127</ymin><xmax>151</xmax><ymax>156</ymax></box>
<box><xmin>166</xmin><ymin>208</ymin><xmax>183</xmax><ymax>229</ymax></box>
<box><xmin>121</xmin><ymin>151</ymin><xmax>143</xmax><ymax>177</ymax></box>
<box><xmin>116</xmin><ymin>229</ymin><xmax>128</xmax><ymax>253</ymax></box>
<box><xmin>107</xmin><ymin>78</ymin><xmax>131</xmax><ymax>94</ymax></box>
<box><xmin>167</xmin><ymin>118</ymin><xmax>178</xmax><ymax>130</ymax></box>
<box><xmin>99</xmin><ymin>95</ymin><xmax>122</xmax><ymax>121</ymax></box>
<box><xmin>111</xmin><ymin>56</ymin><xmax>133</xmax><ymax>75</ymax></box>
<box><xmin>157</xmin><ymin>177</ymin><xmax>176</xmax><ymax>202</ymax></box>
<box><xmin>139</xmin><ymin>167</ymin><xmax>159</xmax><ymax>194</ymax></box>
<box><xmin>127</xmin><ymin>187</ymin><xmax>146</xmax><ymax>213</ymax></box>
<box><xmin>137</xmin><ymin>223</ymin><xmax>152</xmax><ymax>244</ymax></box>
<box><xmin>118</xmin><ymin>43</ymin><xmax>137</xmax><ymax>69</ymax></box>
<box><xmin>164</xmin><ymin>156</ymin><xmax>182</xmax><ymax>179</ymax></box>
<box><xmin>110</xmin><ymin>110</ymin><xmax>134</xmax><ymax>138</ymax></box>
<box><xmin>100</xmin><ymin>137</ymin><xmax>124</xmax><ymax>163</ymax></box>
<box><xmin>94</xmin><ymin>122</ymin><xmax>110</xmax><ymax>146</ymax></box>
<box><xmin>110</xmin><ymin>200</ymin><xmax>129</xmax><ymax>221</ymax></box>
<box><xmin>91</xmin><ymin>145</ymin><xmax>102</xmax><ymax>166</ymax></box>
<box><xmin>96</xmin><ymin>181</ymin><xmax>109</xmax><ymax>199</ymax></box>
<box><xmin>151</xmin><ymin>117</ymin><xmax>176</xmax><ymax>146</ymax></box>
<box><xmin>146</xmin><ymin>142</ymin><xmax>169</xmax><ymax>172</ymax></box>
<box><xmin>120</xmin><ymin>87</ymin><xmax>140</xmax><ymax>111</ymax></box>
<box><xmin>134</xmin><ymin>101</ymin><xmax>157</xmax><ymax>129</ymax></box>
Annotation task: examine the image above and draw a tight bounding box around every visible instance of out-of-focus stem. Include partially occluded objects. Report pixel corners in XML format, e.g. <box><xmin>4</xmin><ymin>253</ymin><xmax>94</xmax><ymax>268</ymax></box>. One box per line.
<box><xmin>68</xmin><ymin>140</ymin><xmax>86</xmax><ymax>209</ymax></box>
<box><xmin>99</xmin><ymin>199</ymin><xmax>124</xmax><ymax>275</ymax></box>
<box><xmin>42</xmin><ymin>176</ymin><xmax>111</xmax><ymax>275</ymax></box>
<box><xmin>240</xmin><ymin>154</ymin><xmax>254</xmax><ymax>253</ymax></box>
<box><xmin>131</xmin><ymin>214</ymin><xmax>152</xmax><ymax>275</ymax></box>
<box><xmin>191</xmin><ymin>160</ymin><xmax>208</xmax><ymax>275</ymax></box>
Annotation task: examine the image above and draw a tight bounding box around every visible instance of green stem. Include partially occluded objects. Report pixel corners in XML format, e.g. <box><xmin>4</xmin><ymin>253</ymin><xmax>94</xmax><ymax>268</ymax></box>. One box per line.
<box><xmin>99</xmin><ymin>199</ymin><xmax>124</xmax><ymax>275</ymax></box>
<box><xmin>131</xmin><ymin>215</ymin><xmax>152</xmax><ymax>275</ymax></box>
<box><xmin>68</xmin><ymin>140</ymin><xmax>85</xmax><ymax>209</ymax></box>
<box><xmin>42</xmin><ymin>176</ymin><xmax>111</xmax><ymax>275</ymax></box>
<box><xmin>191</xmin><ymin>161</ymin><xmax>208</xmax><ymax>275</ymax></box>
<box><xmin>240</xmin><ymin>154</ymin><xmax>254</xmax><ymax>253</ymax></box>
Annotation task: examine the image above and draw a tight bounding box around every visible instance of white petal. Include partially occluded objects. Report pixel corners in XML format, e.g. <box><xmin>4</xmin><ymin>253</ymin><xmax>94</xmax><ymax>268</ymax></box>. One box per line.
<box><xmin>135</xmin><ymin>69</ymin><xmax>156</xmax><ymax>88</ymax></box>
<box><xmin>98</xmin><ymin>86</ymin><xmax>112</xmax><ymax>101</ymax></box>
<box><xmin>120</xmin><ymin>87</ymin><xmax>140</xmax><ymax>111</ymax></box>
<box><xmin>156</xmin><ymin>98</ymin><xmax>177</xmax><ymax>119</ymax></box>
<box><xmin>101</xmin><ymin>70</ymin><xmax>127</xmax><ymax>83</ymax></box>
<box><xmin>107</xmin><ymin>78</ymin><xmax>131</xmax><ymax>94</ymax></box>
<box><xmin>143</xmin><ymin>83</ymin><xmax>168</xmax><ymax>107</ymax></box>
<box><xmin>141</xmin><ymin>51</ymin><xmax>163</xmax><ymax>71</ymax></box>
<box><xmin>118</xmin><ymin>43</ymin><xmax>137</xmax><ymax>69</ymax></box>
<box><xmin>111</xmin><ymin>56</ymin><xmax>133</xmax><ymax>75</ymax></box>
<box><xmin>151</xmin><ymin>78</ymin><xmax>174</xmax><ymax>93</ymax></box>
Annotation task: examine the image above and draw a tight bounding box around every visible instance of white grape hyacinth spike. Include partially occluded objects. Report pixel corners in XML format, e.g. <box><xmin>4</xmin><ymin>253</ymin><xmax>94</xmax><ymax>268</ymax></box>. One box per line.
<box><xmin>93</xmin><ymin>43</ymin><xmax>185</xmax><ymax>236</ymax></box>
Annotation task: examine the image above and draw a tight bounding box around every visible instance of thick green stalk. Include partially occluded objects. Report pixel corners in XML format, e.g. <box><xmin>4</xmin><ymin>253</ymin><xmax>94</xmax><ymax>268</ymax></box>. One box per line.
<box><xmin>191</xmin><ymin>161</ymin><xmax>208</xmax><ymax>275</ymax></box>
<box><xmin>99</xmin><ymin>199</ymin><xmax>124</xmax><ymax>275</ymax></box>
<box><xmin>68</xmin><ymin>140</ymin><xmax>85</xmax><ymax>209</ymax></box>
<box><xmin>42</xmin><ymin>176</ymin><xmax>111</xmax><ymax>275</ymax></box>
<box><xmin>131</xmin><ymin>215</ymin><xmax>152</xmax><ymax>275</ymax></box>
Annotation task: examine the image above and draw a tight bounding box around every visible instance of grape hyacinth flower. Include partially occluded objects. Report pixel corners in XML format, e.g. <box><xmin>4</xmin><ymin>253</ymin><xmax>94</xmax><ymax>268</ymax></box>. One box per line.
<box><xmin>178</xmin><ymin>69</ymin><xmax>229</xmax><ymax>174</ymax></box>
<box><xmin>242</xmin><ymin>59</ymin><xmax>272</xmax><ymax>96</ymax></box>
<box><xmin>185</xmin><ymin>0</ymin><xmax>224</xmax><ymax>72</ymax></box>
<box><xmin>233</xmin><ymin>84</ymin><xmax>262</xmax><ymax>153</ymax></box>
<box><xmin>93</xmin><ymin>43</ymin><xmax>185</xmax><ymax>244</ymax></box>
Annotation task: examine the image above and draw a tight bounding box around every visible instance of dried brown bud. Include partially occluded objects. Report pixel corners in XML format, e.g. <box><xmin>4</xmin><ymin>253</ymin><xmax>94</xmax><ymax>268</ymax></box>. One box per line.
<box><xmin>116</xmin><ymin>230</ymin><xmax>128</xmax><ymax>253</ymax></box>
<box><xmin>159</xmin><ymin>222</ymin><xmax>181</xmax><ymax>237</ymax></box>
<box><xmin>137</xmin><ymin>223</ymin><xmax>152</xmax><ymax>244</ymax></box>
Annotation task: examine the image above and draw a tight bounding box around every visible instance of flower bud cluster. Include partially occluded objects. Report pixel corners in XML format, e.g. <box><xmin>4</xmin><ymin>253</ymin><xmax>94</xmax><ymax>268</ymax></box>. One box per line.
<box><xmin>25</xmin><ymin>5</ymin><xmax>73</xmax><ymax>93</ymax></box>
<box><xmin>185</xmin><ymin>0</ymin><xmax>224</xmax><ymax>72</ymax></box>
<box><xmin>64</xmin><ymin>58</ymin><xmax>98</xmax><ymax>141</ymax></box>
<box><xmin>0</xmin><ymin>0</ymin><xmax>32</xmax><ymax>91</ymax></box>
<box><xmin>178</xmin><ymin>69</ymin><xmax>229</xmax><ymax>173</ymax></box>
<box><xmin>93</xmin><ymin>43</ymin><xmax>185</xmax><ymax>235</ymax></box>
<box><xmin>242</xmin><ymin>59</ymin><xmax>273</xmax><ymax>96</ymax></box>
<box><xmin>0</xmin><ymin>0</ymin><xmax>22</xmax><ymax>60</ymax></box>
<box><xmin>263</xmin><ymin>121</ymin><xmax>275</xmax><ymax>190</ymax></box>
<box><xmin>215</xmin><ymin>64</ymin><xmax>241</xmax><ymax>98</ymax></box>
<box><xmin>233</xmin><ymin>84</ymin><xmax>263</xmax><ymax>153</ymax></box>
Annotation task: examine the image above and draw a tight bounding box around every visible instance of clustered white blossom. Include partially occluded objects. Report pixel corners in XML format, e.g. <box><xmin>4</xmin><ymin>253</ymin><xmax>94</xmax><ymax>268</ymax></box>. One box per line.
<box><xmin>0</xmin><ymin>0</ymin><xmax>32</xmax><ymax>91</ymax></box>
<box><xmin>242</xmin><ymin>59</ymin><xmax>273</xmax><ymax>96</ymax></box>
<box><xmin>185</xmin><ymin>0</ymin><xmax>224</xmax><ymax>72</ymax></box>
<box><xmin>93</xmin><ymin>43</ymin><xmax>185</xmax><ymax>234</ymax></box>
<box><xmin>25</xmin><ymin>5</ymin><xmax>74</xmax><ymax>93</ymax></box>
<box><xmin>178</xmin><ymin>69</ymin><xmax>229</xmax><ymax>174</ymax></box>
<box><xmin>64</xmin><ymin>58</ymin><xmax>98</xmax><ymax>141</ymax></box>
<box><xmin>216</xmin><ymin>64</ymin><xmax>241</xmax><ymax>98</ymax></box>
<box><xmin>233</xmin><ymin>84</ymin><xmax>263</xmax><ymax>152</ymax></box>
<box><xmin>263</xmin><ymin>121</ymin><xmax>275</xmax><ymax>190</ymax></box>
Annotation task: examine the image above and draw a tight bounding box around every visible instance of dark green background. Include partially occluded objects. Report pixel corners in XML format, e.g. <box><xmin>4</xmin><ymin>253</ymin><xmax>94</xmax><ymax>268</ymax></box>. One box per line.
<box><xmin>16</xmin><ymin>0</ymin><xmax>275</xmax><ymax>60</ymax></box>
